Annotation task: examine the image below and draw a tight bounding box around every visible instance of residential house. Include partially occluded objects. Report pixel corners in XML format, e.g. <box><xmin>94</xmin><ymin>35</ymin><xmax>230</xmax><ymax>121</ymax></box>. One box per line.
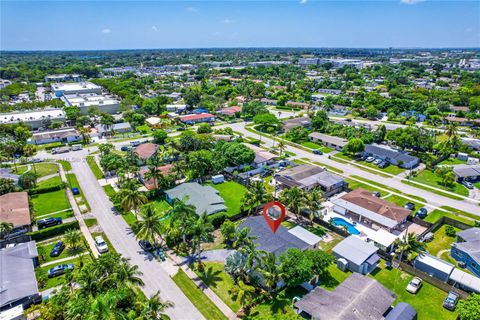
<box><xmin>332</xmin><ymin>188</ymin><xmax>411</xmax><ymax>232</ymax></box>
<box><xmin>260</xmin><ymin>98</ymin><xmax>277</xmax><ymax>106</ymax></box>
<box><xmin>286</xmin><ymin>101</ymin><xmax>310</xmax><ymax>109</ymax></box>
<box><xmin>0</xmin><ymin>241</ymin><xmax>40</xmax><ymax>311</ymax></box>
<box><xmin>0</xmin><ymin>109</ymin><xmax>66</xmax><ymax>130</ymax></box>
<box><xmin>399</xmin><ymin>111</ymin><xmax>426</xmax><ymax>122</ymax></box>
<box><xmin>179</xmin><ymin>113</ymin><xmax>215</xmax><ymax>124</ymax></box>
<box><xmin>451</xmin><ymin>228</ymin><xmax>480</xmax><ymax>277</ymax></box>
<box><xmin>282</xmin><ymin>117</ymin><xmax>311</xmax><ymax>132</ymax></box>
<box><xmin>275</xmin><ymin>164</ymin><xmax>347</xmax><ymax>197</ymax></box>
<box><xmin>452</xmin><ymin>164</ymin><xmax>480</xmax><ymax>182</ymax></box>
<box><xmin>164</xmin><ymin>182</ymin><xmax>226</xmax><ymax>216</ymax></box>
<box><xmin>413</xmin><ymin>253</ymin><xmax>454</xmax><ymax>282</ymax></box>
<box><xmin>146</xmin><ymin>116</ymin><xmax>162</xmax><ymax>127</ymax></box>
<box><xmin>138</xmin><ymin>164</ymin><xmax>174</xmax><ymax>190</ymax></box>
<box><xmin>95</xmin><ymin>122</ymin><xmax>132</xmax><ymax>137</ymax></box>
<box><xmin>217</xmin><ymin>106</ymin><xmax>241</xmax><ymax>117</ymax></box>
<box><xmin>166</xmin><ymin>104</ymin><xmax>187</xmax><ymax>113</ymax></box>
<box><xmin>328</xmin><ymin>105</ymin><xmax>348</xmax><ymax>116</ymax></box>
<box><xmin>363</xmin><ymin>144</ymin><xmax>420</xmax><ymax>169</ymax></box>
<box><xmin>238</xmin><ymin>216</ymin><xmax>320</xmax><ymax>256</ymax></box>
<box><xmin>384</xmin><ymin>302</ymin><xmax>417</xmax><ymax>320</ymax></box>
<box><xmin>462</xmin><ymin>138</ymin><xmax>480</xmax><ymax>152</ymax></box>
<box><xmin>318</xmin><ymin>88</ymin><xmax>342</xmax><ymax>95</ymax></box>
<box><xmin>308</xmin><ymin>132</ymin><xmax>348</xmax><ymax>151</ymax></box>
<box><xmin>134</xmin><ymin>143</ymin><xmax>159</xmax><ymax>161</ymax></box>
<box><xmin>294</xmin><ymin>273</ymin><xmax>397</xmax><ymax>320</ymax></box>
<box><xmin>243</xmin><ymin>143</ymin><xmax>277</xmax><ymax>168</ymax></box>
<box><xmin>28</xmin><ymin>128</ymin><xmax>81</xmax><ymax>145</ymax></box>
<box><xmin>333</xmin><ymin>236</ymin><xmax>380</xmax><ymax>274</ymax></box>
<box><xmin>0</xmin><ymin>192</ymin><xmax>32</xmax><ymax>236</ymax></box>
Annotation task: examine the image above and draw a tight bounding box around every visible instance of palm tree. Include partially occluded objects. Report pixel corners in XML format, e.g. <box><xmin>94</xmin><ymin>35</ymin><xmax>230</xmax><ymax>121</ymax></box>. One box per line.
<box><xmin>18</xmin><ymin>171</ymin><xmax>38</xmax><ymax>190</ymax></box>
<box><xmin>0</xmin><ymin>222</ymin><xmax>14</xmax><ymax>237</ymax></box>
<box><xmin>280</xmin><ymin>186</ymin><xmax>306</xmax><ymax>222</ymax></box>
<box><xmin>78</xmin><ymin>127</ymin><xmax>91</xmax><ymax>145</ymax></box>
<box><xmin>87</xmin><ymin>290</ymin><xmax>128</xmax><ymax>320</ymax></box>
<box><xmin>229</xmin><ymin>280</ymin><xmax>256</xmax><ymax>315</ymax></box>
<box><xmin>112</xmin><ymin>257</ymin><xmax>145</xmax><ymax>287</ymax></box>
<box><xmin>136</xmin><ymin>291</ymin><xmax>174</xmax><ymax>320</ymax></box>
<box><xmin>238</xmin><ymin>241</ymin><xmax>263</xmax><ymax>274</ymax></box>
<box><xmin>395</xmin><ymin>233</ymin><xmax>425</xmax><ymax>262</ymax></box>
<box><xmin>125</xmin><ymin>150</ymin><xmax>140</xmax><ymax>167</ymax></box>
<box><xmin>134</xmin><ymin>204</ymin><xmax>164</xmax><ymax>247</ymax></box>
<box><xmin>445</xmin><ymin>121</ymin><xmax>459</xmax><ymax>149</ymax></box>
<box><xmin>118</xmin><ymin>188</ymin><xmax>148</xmax><ymax>218</ymax></box>
<box><xmin>278</xmin><ymin>140</ymin><xmax>286</xmax><ymax>157</ymax></box>
<box><xmin>170</xmin><ymin>198</ymin><xmax>196</xmax><ymax>244</ymax></box>
<box><xmin>232</xmin><ymin>227</ymin><xmax>257</xmax><ymax>250</ymax></box>
<box><xmin>257</xmin><ymin>252</ymin><xmax>282</xmax><ymax>294</ymax></box>
<box><xmin>240</xmin><ymin>181</ymin><xmax>272</xmax><ymax>215</ymax></box>
<box><xmin>305</xmin><ymin>188</ymin><xmax>324</xmax><ymax>224</ymax></box>
<box><xmin>144</xmin><ymin>165</ymin><xmax>162</xmax><ymax>192</ymax></box>
<box><xmin>64</xmin><ymin>229</ymin><xmax>84</xmax><ymax>255</ymax></box>
<box><xmin>189</xmin><ymin>213</ymin><xmax>214</xmax><ymax>264</ymax></box>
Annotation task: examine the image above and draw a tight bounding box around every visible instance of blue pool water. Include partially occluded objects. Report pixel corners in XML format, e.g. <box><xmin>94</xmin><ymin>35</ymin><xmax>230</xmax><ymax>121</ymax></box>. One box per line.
<box><xmin>332</xmin><ymin>217</ymin><xmax>360</xmax><ymax>235</ymax></box>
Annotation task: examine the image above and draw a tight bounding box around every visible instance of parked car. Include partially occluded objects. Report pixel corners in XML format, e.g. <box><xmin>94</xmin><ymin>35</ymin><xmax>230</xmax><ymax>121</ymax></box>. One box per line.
<box><xmin>406</xmin><ymin>277</ymin><xmax>423</xmax><ymax>294</ymax></box>
<box><xmin>30</xmin><ymin>158</ymin><xmax>43</xmax><ymax>163</ymax></box>
<box><xmin>377</xmin><ymin>161</ymin><xmax>388</xmax><ymax>169</ymax></box>
<box><xmin>71</xmin><ymin>187</ymin><xmax>80</xmax><ymax>195</ymax></box>
<box><xmin>139</xmin><ymin>240</ymin><xmax>154</xmax><ymax>252</ymax></box>
<box><xmin>95</xmin><ymin>236</ymin><xmax>108</xmax><ymax>253</ymax></box>
<box><xmin>37</xmin><ymin>217</ymin><xmax>62</xmax><ymax>230</ymax></box>
<box><xmin>415</xmin><ymin>208</ymin><xmax>428</xmax><ymax>219</ymax></box>
<box><xmin>48</xmin><ymin>264</ymin><xmax>74</xmax><ymax>278</ymax></box>
<box><xmin>443</xmin><ymin>291</ymin><xmax>460</xmax><ymax>311</ymax></box>
<box><xmin>177</xmin><ymin>127</ymin><xmax>186</xmax><ymax>131</ymax></box>
<box><xmin>121</xmin><ymin>145</ymin><xmax>131</xmax><ymax>152</ymax></box>
<box><xmin>366</xmin><ymin>156</ymin><xmax>375</xmax><ymax>162</ymax></box>
<box><xmin>462</xmin><ymin>181</ymin><xmax>474</xmax><ymax>189</ymax></box>
<box><xmin>372</xmin><ymin>191</ymin><xmax>381</xmax><ymax>197</ymax></box>
<box><xmin>50</xmin><ymin>242</ymin><xmax>65</xmax><ymax>257</ymax></box>
<box><xmin>404</xmin><ymin>202</ymin><xmax>415</xmax><ymax>210</ymax></box>
<box><xmin>130</xmin><ymin>141</ymin><xmax>141</xmax><ymax>147</ymax></box>
<box><xmin>373</xmin><ymin>158</ymin><xmax>383</xmax><ymax>165</ymax></box>
<box><xmin>313</xmin><ymin>149</ymin><xmax>323</xmax><ymax>155</ymax></box>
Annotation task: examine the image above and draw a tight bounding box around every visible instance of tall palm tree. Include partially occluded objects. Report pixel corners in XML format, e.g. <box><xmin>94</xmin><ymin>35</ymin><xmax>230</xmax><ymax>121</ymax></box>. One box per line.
<box><xmin>134</xmin><ymin>204</ymin><xmax>164</xmax><ymax>247</ymax></box>
<box><xmin>136</xmin><ymin>291</ymin><xmax>174</xmax><ymax>320</ymax></box>
<box><xmin>64</xmin><ymin>229</ymin><xmax>84</xmax><ymax>255</ymax></box>
<box><xmin>232</xmin><ymin>227</ymin><xmax>257</xmax><ymax>250</ymax></box>
<box><xmin>257</xmin><ymin>252</ymin><xmax>282</xmax><ymax>294</ymax></box>
<box><xmin>279</xmin><ymin>186</ymin><xmax>306</xmax><ymax>222</ymax></box>
<box><xmin>238</xmin><ymin>241</ymin><xmax>263</xmax><ymax>274</ymax></box>
<box><xmin>278</xmin><ymin>140</ymin><xmax>286</xmax><ymax>157</ymax></box>
<box><xmin>111</xmin><ymin>258</ymin><xmax>145</xmax><ymax>287</ymax></box>
<box><xmin>305</xmin><ymin>188</ymin><xmax>324</xmax><ymax>224</ymax></box>
<box><xmin>170</xmin><ymin>198</ymin><xmax>196</xmax><ymax>244</ymax></box>
<box><xmin>125</xmin><ymin>149</ymin><xmax>140</xmax><ymax>167</ymax></box>
<box><xmin>189</xmin><ymin>213</ymin><xmax>214</xmax><ymax>263</ymax></box>
<box><xmin>144</xmin><ymin>165</ymin><xmax>162</xmax><ymax>192</ymax></box>
<box><xmin>229</xmin><ymin>280</ymin><xmax>256</xmax><ymax>315</ymax></box>
<box><xmin>87</xmin><ymin>290</ymin><xmax>128</xmax><ymax>320</ymax></box>
<box><xmin>118</xmin><ymin>189</ymin><xmax>148</xmax><ymax>218</ymax></box>
<box><xmin>0</xmin><ymin>222</ymin><xmax>14</xmax><ymax>237</ymax></box>
<box><xmin>240</xmin><ymin>181</ymin><xmax>272</xmax><ymax>215</ymax></box>
<box><xmin>395</xmin><ymin>233</ymin><xmax>425</xmax><ymax>262</ymax></box>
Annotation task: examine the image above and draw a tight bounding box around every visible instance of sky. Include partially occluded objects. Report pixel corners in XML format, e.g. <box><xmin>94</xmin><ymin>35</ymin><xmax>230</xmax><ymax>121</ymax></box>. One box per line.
<box><xmin>1</xmin><ymin>0</ymin><xmax>479</xmax><ymax>50</ymax></box>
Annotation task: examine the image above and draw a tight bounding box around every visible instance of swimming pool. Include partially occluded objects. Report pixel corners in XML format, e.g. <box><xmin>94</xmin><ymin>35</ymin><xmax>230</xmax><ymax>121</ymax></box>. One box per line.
<box><xmin>331</xmin><ymin>217</ymin><xmax>360</xmax><ymax>235</ymax></box>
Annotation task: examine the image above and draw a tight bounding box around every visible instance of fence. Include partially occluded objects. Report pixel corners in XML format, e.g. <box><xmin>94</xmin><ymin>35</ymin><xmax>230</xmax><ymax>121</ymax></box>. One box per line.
<box><xmin>418</xmin><ymin>216</ymin><xmax>472</xmax><ymax>239</ymax></box>
<box><xmin>0</xmin><ymin>234</ymin><xmax>32</xmax><ymax>248</ymax></box>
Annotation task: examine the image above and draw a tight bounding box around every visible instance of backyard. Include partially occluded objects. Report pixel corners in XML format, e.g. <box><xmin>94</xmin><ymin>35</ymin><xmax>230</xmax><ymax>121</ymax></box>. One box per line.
<box><xmin>207</xmin><ymin>180</ymin><xmax>247</xmax><ymax>217</ymax></box>
<box><xmin>31</xmin><ymin>189</ymin><xmax>71</xmax><ymax>216</ymax></box>
<box><xmin>35</xmin><ymin>255</ymin><xmax>91</xmax><ymax>290</ymax></box>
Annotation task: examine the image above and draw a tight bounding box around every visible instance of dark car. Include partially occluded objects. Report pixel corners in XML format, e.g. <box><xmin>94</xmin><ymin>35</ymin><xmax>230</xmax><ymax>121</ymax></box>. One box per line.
<box><xmin>50</xmin><ymin>241</ymin><xmax>65</xmax><ymax>257</ymax></box>
<box><xmin>37</xmin><ymin>217</ymin><xmax>62</xmax><ymax>230</ymax></box>
<box><xmin>378</xmin><ymin>161</ymin><xmax>389</xmax><ymax>169</ymax></box>
<box><xmin>47</xmin><ymin>264</ymin><xmax>74</xmax><ymax>278</ymax></box>
<box><xmin>139</xmin><ymin>240</ymin><xmax>154</xmax><ymax>252</ymax></box>
<box><xmin>443</xmin><ymin>291</ymin><xmax>460</xmax><ymax>311</ymax></box>
<box><xmin>415</xmin><ymin>208</ymin><xmax>428</xmax><ymax>219</ymax></box>
<box><xmin>71</xmin><ymin>187</ymin><xmax>80</xmax><ymax>195</ymax></box>
<box><xmin>120</xmin><ymin>145</ymin><xmax>131</xmax><ymax>152</ymax></box>
<box><xmin>372</xmin><ymin>191</ymin><xmax>381</xmax><ymax>197</ymax></box>
<box><xmin>177</xmin><ymin>127</ymin><xmax>186</xmax><ymax>131</ymax></box>
<box><xmin>404</xmin><ymin>202</ymin><xmax>415</xmax><ymax>211</ymax></box>
<box><xmin>312</xmin><ymin>149</ymin><xmax>323</xmax><ymax>155</ymax></box>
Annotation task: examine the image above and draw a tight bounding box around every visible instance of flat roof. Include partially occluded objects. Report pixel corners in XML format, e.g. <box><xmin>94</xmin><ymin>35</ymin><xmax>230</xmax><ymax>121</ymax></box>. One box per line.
<box><xmin>449</xmin><ymin>268</ymin><xmax>480</xmax><ymax>293</ymax></box>
<box><xmin>64</xmin><ymin>93</ymin><xmax>119</xmax><ymax>107</ymax></box>
<box><xmin>288</xmin><ymin>226</ymin><xmax>323</xmax><ymax>246</ymax></box>
<box><xmin>415</xmin><ymin>253</ymin><xmax>455</xmax><ymax>275</ymax></box>
<box><xmin>333</xmin><ymin>236</ymin><xmax>378</xmax><ymax>265</ymax></box>
<box><xmin>367</xmin><ymin>228</ymin><xmax>398</xmax><ymax>248</ymax></box>
<box><xmin>51</xmin><ymin>82</ymin><xmax>100</xmax><ymax>92</ymax></box>
<box><xmin>0</xmin><ymin>109</ymin><xmax>65</xmax><ymax>124</ymax></box>
<box><xmin>308</xmin><ymin>132</ymin><xmax>348</xmax><ymax>147</ymax></box>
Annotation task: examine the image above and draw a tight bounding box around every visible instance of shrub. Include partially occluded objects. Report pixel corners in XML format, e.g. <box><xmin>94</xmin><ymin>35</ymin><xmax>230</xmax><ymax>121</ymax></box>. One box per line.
<box><xmin>28</xmin><ymin>221</ymin><xmax>80</xmax><ymax>241</ymax></box>
<box><xmin>29</xmin><ymin>183</ymin><xmax>66</xmax><ymax>195</ymax></box>
<box><xmin>445</xmin><ymin>225</ymin><xmax>457</xmax><ymax>237</ymax></box>
<box><xmin>208</xmin><ymin>212</ymin><xmax>226</xmax><ymax>228</ymax></box>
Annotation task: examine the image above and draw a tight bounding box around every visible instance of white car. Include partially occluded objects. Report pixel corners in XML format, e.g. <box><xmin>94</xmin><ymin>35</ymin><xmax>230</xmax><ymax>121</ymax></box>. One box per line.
<box><xmin>406</xmin><ymin>277</ymin><xmax>422</xmax><ymax>294</ymax></box>
<box><xmin>95</xmin><ymin>236</ymin><xmax>108</xmax><ymax>253</ymax></box>
<box><xmin>366</xmin><ymin>156</ymin><xmax>375</xmax><ymax>162</ymax></box>
<box><xmin>373</xmin><ymin>158</ymin><xmax>383</xmax><ymax>165</ymax></box>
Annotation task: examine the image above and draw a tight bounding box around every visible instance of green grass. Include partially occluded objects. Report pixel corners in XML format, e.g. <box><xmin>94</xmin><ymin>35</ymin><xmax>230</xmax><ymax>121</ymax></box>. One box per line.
<box><xmin>31</xmin><ymin>189</ymin><xmax>70</xmax><ymax>216</ymax></box>
<box><xmin>35</xmin><ymin>255</ymin><xmax>91</xmax><ymax>290</ymax></box>
<box><xmin>148</xmin><ymin>198</ymin><xmax>172</xmax><ymax>214</ymax></box>
<box><xmin>301</xmin><ymin>141</ymin><xmax>322</xmax><ymax>149</ymax></box>
<box><xmin>172</xmin><ymin>268</ymin><xmax>228</xmax><ymax>320</ymax></box>
<box><xmin>370</xmin><ymin>261</ymin><xmax>457</xmax><ymax>320</ymax></box>
<box><xmin>37</xmin><ymin>238</ymin><xmax>88</xmax><ymax>264</ymax></box>
<box><xmin>65</xmin><ymin>173</ymin><xmax>90</xmax><ymax>212</ymax></box>
<box><xmin>249</xmin><ymin>286</ymin><xmax>307</xmax><ymax>319</ymax></box>
<box><xmin>36</xmin><ymin>209</ymin><xmax>74</xmax><ymax>220</ymax></box>
<box><xmin>292</xmin><ymin>159</ymin><xmax>307</xmax><ymax>165</ymax></box>
<box><xmin>91</xmin><ymin>232</ymin><xmax>117</xmax><ymax>254</ymax></box>
<box><xmin>31</xmin><ymin>163</ymin><xmax>59</xmax><ymax>177</ymax></box>
<box><xmin>425</xmin><ymin>209</ymin><xmax>476</xmax><ymax>226</ymax></box>
<box><xmin>103</xmin><ymin>185</ymin><xmax>116</xmax><ymax>198</ymax></box>
<box><xmin>410</xmin><ymin>169</ymin><xmax>469</xmax><ymax>198</ymax></box>
<box><xmin>86</xmin><ymin>156</ymin><xmax>104</xmax><ymax>179</ymax></box>
<box><xmin>35</xmin><ymin>176</ymin><xmax>63</xmax><ymax>189</ymax></box>
<box><xmin>333</xmin><ymin>153</ymin><xmax>405</xmax><ymax>176</ymax></box>
<box><xmin>207</xmin><ymin>181</ymin><xmax>247</xmax><ymax>217</ymax></box>
<box><xmin>12</xmin><ymin>165</ymin><xmax>29</xmax><ymax>175</ymax></box>
<box><xmin>57</xmin><ymin>160</ymin><xmax>72</xmax><ymax>171</ymax></box>
<box><xmin>426</xmin><ymin>224</ymin><xmax>460</xmax><ymax>256</ymax></box>
<box><xmin>84</xmin><ymin>218</ymin><xmax>98</xmax><ymax>228</ymax></box>
<box><xmin>318</xmin><ymin>263</ymin><xmax>352</xmax><ymax>290</ymax></box>
<box><xmin>437</xmin><ymin>158</ymin><xmax>467</xmax><ymax>166</ymax></box>
<box><xmin>135</xmin><ymin>124</ymin><xmax>152</xmax><ymax>134</ymax></box>
<box><xmin>122</xmin><ymin>212</ymin><xmax>137</xmax><ymax>229</ymax></box>
<box><xmin>307</xmin><ymin>160</ymin><xmax>344</xmax><ymax>174</ymax></box>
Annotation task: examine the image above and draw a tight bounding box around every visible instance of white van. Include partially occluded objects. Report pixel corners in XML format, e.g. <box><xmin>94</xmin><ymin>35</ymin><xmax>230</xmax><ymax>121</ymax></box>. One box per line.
<box><xmin>72</xmin><ymin>144</ymin><xmax>83</xmax><ymax>151</ymax></box>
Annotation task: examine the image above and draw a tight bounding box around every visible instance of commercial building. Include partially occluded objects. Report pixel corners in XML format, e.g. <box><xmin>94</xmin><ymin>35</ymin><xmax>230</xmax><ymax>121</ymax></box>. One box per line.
<box><xmin>51</xmin><ymin>82</ymin><xmax>102</xmax><ymax>97</ymax></box>
<box><xmin>332</xmin><ymin>236</ymin><xmax>380</xmax><ymax>274</ymax></box>
<box><xmin>44</xmin><ymin>74</ymin><xmax>81</xmax><ymax>83</ymax></box>
<box><xmin>29</xmin><ymin>128</ymin><xmax>81</xmax><ymax>145</ymax></box>
<box><xmin>0</xmin><ymin>109</ymin><xmax>66</xmax><ymax>130</ymax></box>
<box><xmin>363</xmin><ymin>144</ymin><xmax>420</xmax><ymax>169</ymax></box>
<box><xmin>332</xmin><ymin>188</ymin><xmax>411</xmax><ymax>232</ymax></box>
<box><xmin>275</xmin><ymin>164</ymin><xmax>346</xmax><ymax>197</ymax></box>
<box><xmin>63</xmin><ymin>93</ymin><xmax>121</xmax><ymax>114</ymax></box>
<box><xmin>308</xmin><ymin>132</ymin><xmax>348</xmax><ymax>151</ymax></box>
<box><xmin>165</xmin><ymin>182</ymin><xmax>226</xmax><ymax>216</ymax></box>
<box><xmin>451</xmin><ymin>228</ymin><xmax>480</xmax><ymax>277</ymax></box>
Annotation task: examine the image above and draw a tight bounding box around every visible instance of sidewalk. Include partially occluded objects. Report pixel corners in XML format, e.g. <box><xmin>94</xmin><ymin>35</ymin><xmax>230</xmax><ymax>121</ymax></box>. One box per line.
<box><xmin>40</xmin><ymin>252</ymin><xmax>89</xmax><ymax>267</ymax></box>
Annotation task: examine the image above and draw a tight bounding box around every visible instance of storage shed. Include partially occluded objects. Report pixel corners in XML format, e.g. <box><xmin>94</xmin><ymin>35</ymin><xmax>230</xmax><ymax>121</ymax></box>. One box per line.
<box><xmin>413</xmin><ymin>253</ymin><xmax>454</xmax><ymax>282</ymax></box>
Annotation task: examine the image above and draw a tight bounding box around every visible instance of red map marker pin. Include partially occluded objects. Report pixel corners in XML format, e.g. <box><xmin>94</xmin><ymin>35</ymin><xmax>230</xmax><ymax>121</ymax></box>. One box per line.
<box><xmin>263</xmin><ymin>201</ymin><xmax>286</xmax><ymax>234</ymax></box>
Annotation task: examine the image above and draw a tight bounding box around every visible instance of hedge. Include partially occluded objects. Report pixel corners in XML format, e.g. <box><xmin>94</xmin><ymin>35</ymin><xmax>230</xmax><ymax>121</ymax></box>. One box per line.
<box><xmin>28</xmin><ymin>221</ymin><xmax>79</xmax><ymax>241</ymax></box>
<box><xmin>208</xmin><ymin>212</ymin><xmax>227</xmax><ymax>228</ymax></box>
<box><xmin>28</xmin><ymin>183</ymin><xmax>66</xmax><ymax>195</ymax></box>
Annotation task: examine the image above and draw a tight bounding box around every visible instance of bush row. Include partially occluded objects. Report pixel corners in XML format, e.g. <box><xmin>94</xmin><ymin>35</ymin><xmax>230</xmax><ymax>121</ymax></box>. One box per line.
<box><xmin>28</xmin><ymin>183</ymin><xmax>66</xmax><ymax>195</ymax></box>
<box><xmin>28</xmin><ymin>221</ymin><xmax>79</xmax><ymax>241</ymax></box>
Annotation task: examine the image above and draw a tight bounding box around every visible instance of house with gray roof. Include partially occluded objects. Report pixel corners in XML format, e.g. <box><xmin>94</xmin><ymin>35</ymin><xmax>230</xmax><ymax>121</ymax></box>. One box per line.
<box><xmin>0</xmin><ymin>241</ymin><xmax>40</xmax><ymax>310</ymax></box>
<box><xmin>164</xmin><ymin>182</ymin><xmax>226</xmax><ymax>216</ymax></box>
<box><xmin>238</xmin><ymin>216</ymin><xmax>313</xmax><ymax>256</ymax></box>
<box><xmin>332</xmin><ymin>236</ymin><xmax>380</xmax><ymax>274</ymax></box>
<box><xmin>452</xmin><ymin>164</ymin><xmax>480</xmax><ymax>182</ymax></box>
<box><xmin>294</xmin><ymin>273</ymin><xmax>397</xmax><ymax>320</ymax></box>
<box><xmin>275</xmin><ymin>164</ymin><xmax>346</xmax><ymax>197</ymax></box>
<box><xmin>308</xmin><ymin>132</ymin><xmax>348</xmax><ymax>151</ymax></box>
<box><xmin>363</xmin><ymin>144</ymin><xmax>419</xmax><ymax>169</ymax></box>
<box><xmin>451</xmin><ymin>227</ymin><xmax>480</xmax><ymax>277</ymax></box>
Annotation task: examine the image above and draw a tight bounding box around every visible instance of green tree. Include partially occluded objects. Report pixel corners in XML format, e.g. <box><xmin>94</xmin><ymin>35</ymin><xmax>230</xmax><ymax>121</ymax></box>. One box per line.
<box><xmin>257</xmin><ymin>252</ymin><xmax>283</xmax><ymax>294</ymax></box>
<box><xmin>240</xmin><ymin>181</ymin><xmax>272</xmax><ymax>215</ymax></box>
<box><xmin>280</xmin><ymin>186</ymin><xmax>306</xmax><ymax>222</ymax></box>
<box><xmin>457</xmin><ymin>293</ymin><xmax>480</xmax><ymax>320</ymax></box>
<box><xmin>394</xmin><ymin>233</ymin><xmax>425</xmax><ymax>262</ymax></box>
<box><xmin>229</xmin><ymin>280</ymin><xmax>256</xmax><ymax>315</ymax></box>
<box><xmin>279</xmin><ymin>248</ymin><xmax>313</xmax><ymax>288</ymax></box>
<box><xmin>253</xmin><ymin>113</ymin><xmax>280</xmax><ymax>132</ymax></box>
<box><xmin>135</xmin><ymin>291</ymin><xmax>173</xmax><ymax>320</ymax></box>
<box><xmin>152</xmin><ymin>130</ymin><xmax>168</xmax><ymax>144</ymax></box>
<box><xmin>189</xmin><ymin>213</ymin><xmax>214</xmax><ymax>264</ymax></box>
<box><xmin>220</xmin><ymin>220</ymin><xmax>236</xmax><ymax>247</ymax></box>
<box><xmin>0</xmin><ymin>178</ymin><xmax>16</xmax><ymax>195</ymax></box>
<box><xmin>134</xmin><ymin>204</ymin><xmax>165</xmax><ymax>249</ymax></box>
<box><xmin>18</xmin><ymin>171</ymin><xmax>38</xmax><ymax>189</ymax></box>
<box><xmin>343</xmin><ymin>138</ymin><xmax>365</xmax><ymax>156</ymax></box>
<box><xmin>197</xmin><ymin>123</ymin><xmax>212</xmax><ymax>134</ymax></box>
<box><xmin>118</xmin><ymin>189</ymin><xmax>148</xmax><ymax>218</ymax></box>
<box><xmin>64</xmin><ymin>229</ymin><xmax>84</xmax><ymax>255</ymax></box>
<box><xmin>170</xmin><ymin>198</ymin><xmax>196</xmax><ymax>244</ymax></box>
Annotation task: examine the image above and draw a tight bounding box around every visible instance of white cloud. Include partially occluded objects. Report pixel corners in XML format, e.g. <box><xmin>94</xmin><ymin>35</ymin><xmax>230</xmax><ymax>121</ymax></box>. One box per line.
<box><xmin>400</xmin><ymin>0</ymin><xmax>425</xmax><ymax>4</ymax></box>
<box><xmin>101</xmin><ymin>28</ymin><xmax>111</xmax><ymax>34</ymax></box>
<box><xmin>185</xmin><ymin>6</ymin><xmax>197</xmax><ymax>12</ymax></box>
<box><xmin>151</xmin><ymin>26</ymin><xmax>158</xmax><ymax>32</ymax></box>
<box><xmin>300</xmin><ymin>0</ymin><xmax>308</xmax><ymax>4</ymax></box>
<box><xmin>222</xmin><ymin>18</ymin><xmax>234</xmax><ymax>24</ymax></box>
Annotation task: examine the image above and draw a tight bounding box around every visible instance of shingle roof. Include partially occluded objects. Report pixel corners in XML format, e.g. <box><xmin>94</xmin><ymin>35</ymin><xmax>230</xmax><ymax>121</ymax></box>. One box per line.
<box><xmin>365</xmin><ymin>144</ymin><xmax>418</xmax><ymax>164</ymax></box>
<box><xmin>275</xmin><ymin>164</ymin><xmax>344</xmax><ymax>189</ymax></box>
<box><xmin>332</xmin><ymin>236</ymin><xmax>378</xmax><ymax>265</ymax></box>
<box><xmin>295</xmin><ymin>273</ymin><xmax>396</xmax><ymax>320</ymax></box>
<box><xmin>384</xmin><ymin>302</ymin><xmax>417</xmax><ymax>320</ymax></box>
<box><xmin>454</xmin><ymin>228</ymin><xmax>480</xmax><ymax>263</ymax></box>
<box><xmin>308</xmin><ymin>132</ymin><xmax>348</xmax><ymax>147</ymax></box>
<box><xmin>238</xmin><ymin>216</ymin><xmax>309</xmax><ymax>256</ymax></box>
<box><xmin>165</xmin><ymin>182</ymin><xmax>226</xmax><ymax>216</ymax></box>
<box><xmin>0</xmin><ymin>192</ymin><xmax>31</xmax><ymax>227</ymax></box>
<box><xmin>0</xmin><ymin>241</ymin><xmax>38</xmax><ymax>308</ymax></box>
<box><xmin>135</xmin><ymin>143</ymin><xmax>159</xmax><ymax>160</ymax></box>
<box><xmin>452</xmin><ymin>165</ymin><xmax>480</xmax><ymax>178</ymax></box>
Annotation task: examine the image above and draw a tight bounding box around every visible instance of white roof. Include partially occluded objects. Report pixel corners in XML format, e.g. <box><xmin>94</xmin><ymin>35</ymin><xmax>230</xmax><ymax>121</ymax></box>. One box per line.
<box><xmin>166</xmin><ymin>104</ymin><xmax>187</xmax><ymax>109</ymax></box>
<box><xmin>449</xmin><ymin>268</ymin><xmax>480</xmax><ymax>293</ymax></box>
<box><xmin>367</xmin><ymin>229</ymin><xmax>397</xmax><ymax>248</ymax></box>
<box><xmin>332</xmin><ymin>198</ymin><xmax>398</xmax><ymax>229</ymax></box>
<box><xmin>52</xmin><ymin>82</ymin><xmax>100</xmax><ymax>92</ymax></box>
<box><xmin>416</xmin><ymin>253</ymin><xmax>455</xmax><ymax>275</ymax></box>
<box><xmin>64</xmin><ymin>93</ymin><xmax>119</xmax><ymax>107</ymax></box>
<box><xmin>146</xmin><ymin>117</ymin><xmax>161</xmax><ymax>125</ymax></box>
<box><xmin>0</xmin><ymin>109</ymin><xmax>65</xmax><ymax>124</ymax></box>
<box><xmin>288</xmin><ymin>226</ymin><xmax>322</xmax><ymax>246</ymax></box>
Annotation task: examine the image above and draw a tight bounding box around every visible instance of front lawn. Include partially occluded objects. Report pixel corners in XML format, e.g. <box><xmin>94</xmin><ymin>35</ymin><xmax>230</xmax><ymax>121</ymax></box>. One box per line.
<box><xmin>411</xmin><ymin>169</ymin><xmax>469</xmax><ymax>197</ymax></box>
<box><xmin>425</xmin><ymin>209</ymin><xmax>476</xmax><ymax>226</ymax></box>
<box><xmin>172</xmin><ymin>268</ymin><xmax>228</xmax><ymax>320</ymax></box>
<box><xmin>370</xmin><ymin>262</ymin><xmax>457</xmax><ymax>320</ymax></box>
<box><xmin>207</xmin><ymin>181</ymin><xmax>247</xmax><ymax>217</ymax></box>
<box><xmin>86</xmin><ymin>156</ymin><xmax>104</xmax><ymax>179</ymax></box>
<box><xmin>37</xmin><ymin>238</ymin><xmax>88</xmax><ymax>264</ymax></box>
<box><xmin>334</xmin><ymin>153</ymin><xmax>405</xmax><ymax>176</ymax></box>
<box><xmin>35</xmin><ymin>255</ymin><xmax>91</xmax><ymax>290</ymax></box>
<box><xmin>301</xmin><ymin>141</ymin><xmax>322</xmax><ymax>149</ymax></box>
<box><xmin>35</xmin><ymin>176</ymin><xmax>62</xmax><ymax>189</ymax></box>
<box><xmin>57</xmin><ymin>160</ymin><xmax>72</xmax><ymax>171</ymax></box>
<box><xmin>437</xmin><ymin>158</ymin><xmax>467</xmax><ymax>166</ymax></box>
<box><xmin>31</xmin><ymin>163</ymin><xmax>59</xmax><ymax>177</ymax></box>
<box><xmin>426</xmin><ymin>224</ymin><xmax>460</xmax><ymax>256</ymax></box>
<box><xmin>31</xmin><ymin>190</ymin><xmax>70</xmax><ymax>216</ymax></box>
